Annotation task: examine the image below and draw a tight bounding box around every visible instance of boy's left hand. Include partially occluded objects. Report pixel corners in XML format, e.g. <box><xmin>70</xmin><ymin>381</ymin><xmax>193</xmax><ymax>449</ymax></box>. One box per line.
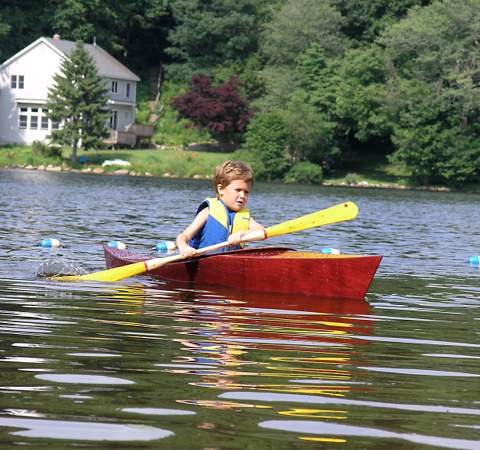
<box><xmin>228</xmin><ymin>231</ymin><xmax>246</xmax><ymax>246</ymax></box>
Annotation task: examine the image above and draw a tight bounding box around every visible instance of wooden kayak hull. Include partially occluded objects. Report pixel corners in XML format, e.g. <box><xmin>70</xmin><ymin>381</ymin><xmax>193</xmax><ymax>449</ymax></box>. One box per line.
<box><xmin>103</xmin><ymin>245</ymin><xmax>382</xmax><ymax>299</ymax></box>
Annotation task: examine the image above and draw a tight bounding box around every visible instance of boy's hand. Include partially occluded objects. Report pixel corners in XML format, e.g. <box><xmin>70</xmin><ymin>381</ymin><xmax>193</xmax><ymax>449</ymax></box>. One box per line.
<box><xmin>228</xmin><ymin>231</ymin><xmax>246</xmax><ymax>246</ymax></box>
<box><xmin>178</xmin><ymin>244</ymin><xmax>197</xmax><ymax>258</ymax></box>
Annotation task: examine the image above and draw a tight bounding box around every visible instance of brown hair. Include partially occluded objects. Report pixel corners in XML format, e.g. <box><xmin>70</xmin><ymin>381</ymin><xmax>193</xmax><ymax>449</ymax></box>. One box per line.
<box><xmin>213</xmin><ymin>160</ymin><xmax>253</xmax><ymax>195</ymax></box>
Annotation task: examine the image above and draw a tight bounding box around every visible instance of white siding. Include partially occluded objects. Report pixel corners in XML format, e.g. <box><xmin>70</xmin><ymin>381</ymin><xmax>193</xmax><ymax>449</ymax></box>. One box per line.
<box><xmin>0</xmin><ymin>38</ymin><xmax>138</xmax><ymax>145</ymax></box>
<box><xmin>0</xmin><ymin>41</ymin><xmax>63</xmax><ymax>144</ymax></box>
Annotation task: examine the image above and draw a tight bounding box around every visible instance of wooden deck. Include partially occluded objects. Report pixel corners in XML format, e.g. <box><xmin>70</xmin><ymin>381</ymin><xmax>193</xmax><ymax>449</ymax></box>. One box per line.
<box><xmin>104</xmin><ymin>124</ymin><xmax>154</xmax><ymax>148</ymax></box>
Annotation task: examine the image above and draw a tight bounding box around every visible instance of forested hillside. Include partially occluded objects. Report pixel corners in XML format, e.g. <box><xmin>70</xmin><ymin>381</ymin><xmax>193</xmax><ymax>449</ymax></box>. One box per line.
<box><xmin>1</xmin><ymin>0</ymin><xmax>480</xmax><ymax>186</ymax></box>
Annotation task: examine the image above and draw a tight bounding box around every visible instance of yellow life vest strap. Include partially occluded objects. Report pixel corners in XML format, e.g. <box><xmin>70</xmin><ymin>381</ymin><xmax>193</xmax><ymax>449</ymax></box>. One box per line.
<box><xmin>207</xmin><ymin>197</ymin><xmax>250</xmax><ymax>234</ymax></box>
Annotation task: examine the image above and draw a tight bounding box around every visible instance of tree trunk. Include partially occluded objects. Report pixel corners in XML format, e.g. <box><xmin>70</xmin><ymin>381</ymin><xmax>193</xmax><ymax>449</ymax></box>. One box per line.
<box><xmin>70</xmin><ymin>139</ymin><xmax>78</xmax><ymax>163</ymax></box>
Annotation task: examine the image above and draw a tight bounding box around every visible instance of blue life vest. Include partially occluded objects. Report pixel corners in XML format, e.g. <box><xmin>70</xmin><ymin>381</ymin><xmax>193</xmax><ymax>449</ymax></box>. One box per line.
<box><xmin>189</xmin><ymin>197</ymin><xmax>250</xmax><ymax>251</ymax></box>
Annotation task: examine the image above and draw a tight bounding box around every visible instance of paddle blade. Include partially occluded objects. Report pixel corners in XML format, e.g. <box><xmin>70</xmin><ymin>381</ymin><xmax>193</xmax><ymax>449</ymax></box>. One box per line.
<box><xmin>265</xmin><ymin>201</ymin><xmax>358</xmax><ymax>238</ymax></box>
<box><xmin>52</xmin><ymin>261</ymin><xmax>148</xmax><ymax>282</ymax></box>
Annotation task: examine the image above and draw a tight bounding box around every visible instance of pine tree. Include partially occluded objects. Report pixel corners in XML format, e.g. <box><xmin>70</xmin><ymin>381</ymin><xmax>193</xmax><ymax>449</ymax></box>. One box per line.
<box><xmin>47</xmin><ymin>41</ymin><xmax>108</xmax><ymax>162</ymax></box>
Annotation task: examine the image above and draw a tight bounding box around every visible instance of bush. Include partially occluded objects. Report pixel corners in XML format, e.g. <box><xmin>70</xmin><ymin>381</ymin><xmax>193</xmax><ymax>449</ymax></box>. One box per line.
<box><xmin>171</xmin><ymin>74</ymin><xmax>252</xmax><ymax>144</ymax></box>
<box><xmin>231</xmin><ymin>149</ymin><xmax>267</xmax><ymax>180</ymax></box>
<box><xmin>345</xmin><ymin>172</ymin><xmax>361</xmax><ymax>185</ymax></box>
<box><xmin>241</xmin><ymin>112</ymin><xmax>289</xmax><ymax>180</ymax></box>
<box><xmin>31</xmin><ymin>141</ymin><xmax>62</xmax><ymax>158</ymax></box>
<box><xmin>284</xmin><ymin>161</ymin><xmax>323</xmax><ymax>184</ymax></box>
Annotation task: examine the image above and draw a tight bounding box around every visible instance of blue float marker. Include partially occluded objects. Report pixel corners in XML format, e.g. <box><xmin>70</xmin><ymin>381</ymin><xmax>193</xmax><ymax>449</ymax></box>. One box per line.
<box><xmin>40</xmin><ymin>238</ymin><xmax>61</xmax><ymax>248</ymax></box>
<box><xmin>155</xmin><ymin>241</ymin><xmax>176</xmax><ymax>252</ymax></box>
<box><xmin>466</xmin><ymin>255</ymin><xmax>479</xmax><ymax>265</ymax></box>
<box><xmin>107</xmin><ymin>240</ymin><xmax>127</xmax><ymax>250</ymax></box>
<box><xmin>321</xmin><ymin>247</ymin><xmax>340</xmax><ymax>255</ymax></box>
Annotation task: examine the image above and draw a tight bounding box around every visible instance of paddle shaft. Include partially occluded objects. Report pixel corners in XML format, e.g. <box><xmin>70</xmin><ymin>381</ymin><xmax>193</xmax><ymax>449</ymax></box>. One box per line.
<box><xmin>143</xmin><ymin>228</ymin><xmax>267</xmax><ymax>272</ymax></box>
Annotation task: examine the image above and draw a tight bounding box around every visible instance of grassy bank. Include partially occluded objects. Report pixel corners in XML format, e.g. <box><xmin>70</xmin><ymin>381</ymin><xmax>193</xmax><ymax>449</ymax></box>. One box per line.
<box><xmin>0</xmin><ymin>145</ymin><xmax>229</xmax><ymax>179</ymax></box>
<box><xmin>1</xmin><ymin>144</ymin><xmax>479</xmax><ymax>192</ymax></box>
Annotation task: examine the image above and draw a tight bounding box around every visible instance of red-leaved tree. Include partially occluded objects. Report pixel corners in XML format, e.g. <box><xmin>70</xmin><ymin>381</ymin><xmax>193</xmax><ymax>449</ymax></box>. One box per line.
<box><xmin>171</xmin><ymin>75</ymin><xmax>252</xmax><ymax>144</ymax></box>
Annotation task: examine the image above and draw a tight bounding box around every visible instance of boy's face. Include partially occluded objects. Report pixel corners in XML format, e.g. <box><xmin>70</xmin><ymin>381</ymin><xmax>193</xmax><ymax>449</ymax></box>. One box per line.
<box><xmin>217</xmin><ymin>179</ymin><xmax>251</xmax><ymax>211</ymax></box>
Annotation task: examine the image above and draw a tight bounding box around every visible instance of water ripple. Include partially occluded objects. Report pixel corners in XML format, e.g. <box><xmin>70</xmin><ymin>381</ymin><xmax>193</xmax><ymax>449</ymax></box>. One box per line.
<box><xmin>0</xmin><ymin>417</ymin><xmax>172</xmax><ymax>441</ymax></box>
<box><xmin>259</xmin><ymin>420</ymin><xmax>480</xmax><ymax>450</ymax></box>
<box><xmin>220</xmin><ymin>392</ymin><xmax>480</xmax><ymax>416</ymax></box>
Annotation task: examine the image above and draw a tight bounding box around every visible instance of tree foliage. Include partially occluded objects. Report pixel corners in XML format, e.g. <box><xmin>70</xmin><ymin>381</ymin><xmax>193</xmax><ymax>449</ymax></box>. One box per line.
<box><xmin>381</xmin><ymin>0</ymin><xmax>480</xmax><ymax>184</ymax></box>
<box><xmin>171</xmin><ymin>74</ymin><xmax>252</xmax><ymax>144</ymax></box>
<box><xmin>281</xmin><ymin>90</ymin><xmax>339</xmax><ymax>167</ymax></box>
<box><xmin>0</xmin><ymin>0</ymin><xmax>169</xmax><ymax>70</ymax></box>
<box><xmin>261</xmin><ymin>0</ymin><xmax>346</xmax><ymax>66</ymax></box>
<box><xmin>332</xmin><ymin>0</ymin><xmax>431</xmax><ymax>41</ymax></box>
<box><xmin>166</xmin><ymin>0</ymin><xmax>262</xmax><ymax>77</ymax></box>
<box><xmin>47</xmin><ymin>42</ymin><xmax>109</xmax><ymax>162</ymax></box>
<box><xmin>2</xmin><ymin>0</ymin><xmax>480</xmax><ymax>184</ymax></box>
<box><xmin>241</xmin><ymin>112</ymin><xmax>290</xmax><ymax>180</ymax></box>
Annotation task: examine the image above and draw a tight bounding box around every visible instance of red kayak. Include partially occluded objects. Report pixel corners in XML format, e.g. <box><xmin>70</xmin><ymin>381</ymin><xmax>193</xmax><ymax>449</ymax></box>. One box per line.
<box><xmin>103</xmin><ymin>245</ymin><xmax>382</xmax><ymax>299</ymax></box>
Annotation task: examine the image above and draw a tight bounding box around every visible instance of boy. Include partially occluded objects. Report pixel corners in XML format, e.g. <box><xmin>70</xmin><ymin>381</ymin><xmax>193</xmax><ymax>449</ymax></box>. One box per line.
<box><xmin>176</xmin><ymin>160</ymin><xmax>264</xmax><ymax>257</ymax></box>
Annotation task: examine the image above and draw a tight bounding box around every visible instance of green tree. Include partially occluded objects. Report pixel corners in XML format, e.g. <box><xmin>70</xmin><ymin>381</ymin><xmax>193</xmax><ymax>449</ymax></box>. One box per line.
<box><xmin>258</xmin><ymin>0</ymin><xmax>346</xmax><ymax>116</ymax></box>
<box><xmin>261</xmin><ymin>0</ymin><xmax>346</xmax><ymax>66</ymax></box>
<box><xmin>334</xmin><ymin>46</ymin><xmax>390</xmax><ymax>144</ymax></box>
<box><xmin>0</xmin><ymin>14</ymin><xmax>10</xmax><ymax>53</ymax></box>
<box><xmin>381</xmin><ymin>0</ymin><xmax>480</xmax><ymax>184</ymax></box>
<box><xmin>166</xmin><ymin>0</ymin><xmax>262</xmax><ymax>77</ymax></box>
<box><xmin>0</xmin><ymin>0</ymin><xmax>53</xmax><ymax>60</ymax></box>
<box><xmin>48</xmin><ymin>0</ymin><xmax>170</xmax><ymax>69</ymax></box>
<box><xmin>47</xmin><ymin>42</ymin><xmax>108</xmax><ymax>163</ymax></box>
<box><xmin>241</xmin><ymin>112</ymin><xmax>289</xmax><ymax>180</ymax></box>
<box><xmin>281</xmin><ymin>90</ymin><xmax>339</xmax><ymax>167</ymax></box>
<box><xmin>331</xmin><ymin>0</ymin><xmax>431</xmax><ymax>42</ymax></box>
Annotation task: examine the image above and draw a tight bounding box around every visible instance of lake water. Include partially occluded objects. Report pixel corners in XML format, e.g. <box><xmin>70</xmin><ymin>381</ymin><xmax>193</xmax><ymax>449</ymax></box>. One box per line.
<box><xmin>0</xmin><ymin>168</ymin><xmax>479</xmax><ymax>449</ymax></box>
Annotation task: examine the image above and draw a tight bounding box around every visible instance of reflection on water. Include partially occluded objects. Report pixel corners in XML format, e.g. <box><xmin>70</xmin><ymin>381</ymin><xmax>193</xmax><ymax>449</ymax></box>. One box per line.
<box><xmin>0</xmin><ymin>169</ymin><xmax>479</xmax><ymax>449</ymax></box>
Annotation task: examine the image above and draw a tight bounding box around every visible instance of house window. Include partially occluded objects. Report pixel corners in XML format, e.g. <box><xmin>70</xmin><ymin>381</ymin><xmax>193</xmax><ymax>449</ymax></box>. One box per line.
<box><xmin>51</xmin><ymin>120</ymin><xmax>59</xmax><ymax>130</ymax></box>
<box><xmin>41</xmin><ymin>116</ymin><xmax>49</xmax><ymax>130</ymax></box>
<box><xmin>126</xmin><ymin>83</ymin><xmax>130</xmax><ymax>98</ymax></box>
<box><xmin>19</xmin><ymin>114</ymin><xmax>27</xmax><ymax>129</ymax></box>
<box><xmin>109</xmin><ymin>110</ymin><xmax>118</xmax><ymax>130</ymax></box>
<box><xmin>18</xmin><ymin>105</ymin><xmax>50</xmax><ymax>130</ymax></box>
<box><xmin>11</xmin><ymin>75</ymin><xmax>24</xmax><ymax>89</ymax></box>
<box><xmin>111</xmin><ymin>80</ymin><xmax>118</xmax><ymax>93</ymax></box>
<box><xmin>30</xmin><ymin>116</ymin><xmax>38</xmax><ymax>129</ymax></box>
<box><xmin>29</xmin><ymin>108</ymin><xmax>39</xmax><ymax>129</ymax></box>
<box><xmin>19</xmin><ymin>106</ymin><xmax>28</xmax><ymax>129</ymax></box>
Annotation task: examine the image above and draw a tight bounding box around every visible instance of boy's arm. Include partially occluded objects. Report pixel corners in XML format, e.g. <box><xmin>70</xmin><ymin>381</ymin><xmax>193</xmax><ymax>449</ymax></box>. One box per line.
<box><xmin>176</xmin><ymin>208</ymin><xmax>209</xmax><ymax>257</ymax></box>
<box><xmin>248</xmin><ymin>218</ymin><xmax>264</xmax><ymax>232</ymax></box>
<box><xmin>228</xmin><ymin>217</ymin><xmax>265</xmax><ymax>246</ymax></box>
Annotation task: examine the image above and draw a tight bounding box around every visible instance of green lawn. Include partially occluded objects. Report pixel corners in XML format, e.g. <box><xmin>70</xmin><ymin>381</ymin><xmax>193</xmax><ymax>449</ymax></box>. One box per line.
<box><xmin>2</xmin><ymin>145</ymin><xmax>479</xmax><ymax>192</ymax></box>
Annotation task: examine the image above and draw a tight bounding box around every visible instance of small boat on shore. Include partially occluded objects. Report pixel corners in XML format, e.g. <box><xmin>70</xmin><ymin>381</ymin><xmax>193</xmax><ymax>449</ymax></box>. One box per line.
<box><xmin>103</xmin><ymin>245</ymin><xmax>382</xmax><ymax>300</ymax></box>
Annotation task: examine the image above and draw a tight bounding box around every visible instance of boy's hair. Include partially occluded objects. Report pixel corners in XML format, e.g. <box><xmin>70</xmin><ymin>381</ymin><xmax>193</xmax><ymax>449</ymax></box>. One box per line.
<box><xmin>213</xmin><ymin>160</ymin><xmax>253</xmax><ymax>194</ymax></box>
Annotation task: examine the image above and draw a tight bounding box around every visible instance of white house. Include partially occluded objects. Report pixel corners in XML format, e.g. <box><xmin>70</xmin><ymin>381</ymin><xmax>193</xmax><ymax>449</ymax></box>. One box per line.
<box><xmin>0</xmin><ymin>35</ymin><xmax>140</xmax><ymax>145</ymax></box>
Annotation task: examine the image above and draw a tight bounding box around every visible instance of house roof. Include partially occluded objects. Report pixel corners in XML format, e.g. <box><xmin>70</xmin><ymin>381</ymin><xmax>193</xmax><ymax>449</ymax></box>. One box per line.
<box><xmin>0</xmin><ymin>36</ymin><xmax>140</xmax><ymax>82</ymax></box>
<box><xmin>45</xmin><ymin>37</ymin><xmax>140</xmax><ymax>82</ymax></box>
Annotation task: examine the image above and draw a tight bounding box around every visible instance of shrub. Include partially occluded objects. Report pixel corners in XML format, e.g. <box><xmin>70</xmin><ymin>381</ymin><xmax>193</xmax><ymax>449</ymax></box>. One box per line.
<box><xmin>241</xmin><ymin>112</ymin><xmax>289</xmax><ymax>180</ymax></box>
<box><xmin>284</xmin><ymin>161</ymin><xmax>323</xmax><ymax>184</ymax></box>
<box><xmin>31</xmin><ymin>141</ymin><xmax>62</xmax><ymax>158</ymax></box>
<box><xmin>231</xmin><ymin>149</ymin><xmax>266</xmax><ymax>180</ymax></box>
<box><xmin>171</xmin><ymin>74</ymin><xmax>252</xmax><ymax>144</ymax></box>
<box><xmin>344</xmin><ymin>173</ymin><xmax>361</xmax><ymax>185</ymax></box>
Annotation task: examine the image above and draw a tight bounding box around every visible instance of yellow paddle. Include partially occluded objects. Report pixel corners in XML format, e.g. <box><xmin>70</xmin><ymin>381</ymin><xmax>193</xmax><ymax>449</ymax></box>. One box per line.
<box><xmin>52</xmin><ymin>201</ymin><xmax>358</xmax><ymax>282</ymax></box>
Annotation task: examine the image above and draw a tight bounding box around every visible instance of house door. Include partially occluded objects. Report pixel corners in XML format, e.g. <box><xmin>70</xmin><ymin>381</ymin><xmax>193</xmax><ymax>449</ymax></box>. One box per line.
<box><xmin>109</xmin><ymin>110</ymin><xmax>118</xmax><ymax>130</ymax></box>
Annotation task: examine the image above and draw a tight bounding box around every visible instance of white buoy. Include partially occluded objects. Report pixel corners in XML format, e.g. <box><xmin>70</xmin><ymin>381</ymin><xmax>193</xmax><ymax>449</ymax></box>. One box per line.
<box><xmin>321</xmin><ymin>247</ymin><xmax>340</xmax><ymax>255</ymax></box>
<box><xmin>40</xmin><ymin>238</ymin><xmax>61</xmax><ymax>248</ymax></box>
<box><xmin>155</xmin><ymin>241</ymin><xmax>176</xmax><ymax>252</ymax></box>
<box><xmin>107</xmin><ymin>240</ymin><xmax>127</xmax><ymax>250</ymax></box>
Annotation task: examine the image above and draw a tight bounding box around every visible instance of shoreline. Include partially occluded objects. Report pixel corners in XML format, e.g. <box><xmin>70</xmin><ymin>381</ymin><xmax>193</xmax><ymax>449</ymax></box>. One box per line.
<box><xmin>0</xmin><ymin>164</ymin><xmax>457</xmax><ymax>192</ymax></box>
